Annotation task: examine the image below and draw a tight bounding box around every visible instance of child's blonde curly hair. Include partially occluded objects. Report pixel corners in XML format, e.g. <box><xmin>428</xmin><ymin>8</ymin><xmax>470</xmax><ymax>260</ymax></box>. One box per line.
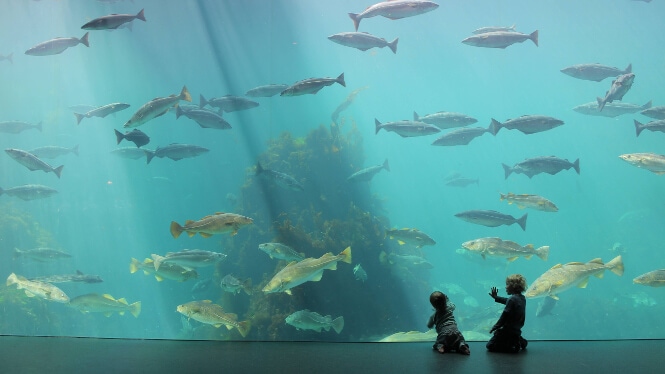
<box><xmin>506</xmin><ymin>274</ymin><xmax>527</xmax><ymax>294</ymax></box>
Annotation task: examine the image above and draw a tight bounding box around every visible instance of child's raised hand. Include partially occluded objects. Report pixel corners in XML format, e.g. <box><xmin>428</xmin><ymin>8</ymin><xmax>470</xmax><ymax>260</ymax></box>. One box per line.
<box><xmin>489</xmin><ymin>287</ymin><xmax>498</xmax><ymax>299</ymax></box>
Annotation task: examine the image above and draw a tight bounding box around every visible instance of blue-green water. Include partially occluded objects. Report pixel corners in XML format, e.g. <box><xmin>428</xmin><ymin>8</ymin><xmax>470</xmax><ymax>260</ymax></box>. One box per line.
<box><xmin>1</xmin><ymin>0</ymin><xmax>664</xmax><ymax>341</ymax></box>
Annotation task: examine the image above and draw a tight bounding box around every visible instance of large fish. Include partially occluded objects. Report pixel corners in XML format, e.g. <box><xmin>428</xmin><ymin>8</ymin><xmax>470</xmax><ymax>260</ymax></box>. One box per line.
<box><xmin>431</xmin><ymin>125</ymin><xmax>494</xmax><ymax>146</ymax></box>
<box><xmin>619</xmin><ymin>153</ymin><xmax>665</xmax><ymax>175</ymax></box>
<box><xmin>328</xmin><ymin>32</ymin><xmax>398</xmax><ymax>54</ymax></box>
<box><xmin>634</xmin><ymin>119</ymin><xmax>665</xmax><ymax>137</ymax></box>
<box><xmin>262</xmin><ymin>247</ymin><xmax>352</xmax><ymax>295</ymax></box>
<box><xmin>258</xmin><ymin>243</ymin><xmax>305</xmax><ymax>262</ymax></box>
<box><xmin>256</xmin><ymin>162</ymin><xmax>303</xmax><ymax>191</ymax></box>
<box><xmin>347</xmin><ymin>159</ymin><xmax>390</xmax><ymax>182</ymax></box>
<box><xmin>375</xmin><ymin>119</ymin><xmax>440</xmax><ymax>137</ymax></box>
<box><xmin>115</xmin><ymin>129</ymin><xmax>150</xmax><ymax>148</ymax></box>
<box><xmin>30</xmin><ymin>270</ymin><xmax>103</xmax><ymax>284</ymax></box>
<box><xmin>525</xmin><ymin>256</ymin><xmax>624</xmax><ymax>299</ymax></box>
<box><xmin>14</xmin><ymin>247</ymin><xmax>71</xmax><ymax>262</ymax></box>
<box><xmin>25</xmin><ymin>32</ymin><xmax>89</xmax><ymax>56</ymax></box>
<box><xmin>286</xmin><ymin>310</ymin><xmax>344</xmax><ymax>334</ymax></box>
<box><xmin>573</xmin><ymin>100</ymin><xmax>651</xmax><ymax>118</ymax></box>
<box><xmin>385</xmin><ymin>228</ymin><xmax>436</xmax><ymax>248</ymax></box>
<box><xmin>111</xmin><ymin>147</ymin><xmax>148</xmax><ymax>160</ymax></box>
<box><xmin>81</xmin><ymin>9</ymin><xmax>146</xmax><ymax>30</ymax></box>
<box><xmin>281</xmin><ymin>73</ymin><xmax>345</xmax><ymax>96</ymax></box>
<box><xmin>245</xmin><ymin>84</ymin><xmax>289</xmax><ymax>97</ymax></box>
<box><xmin>199</xmin><ymin>94</ymin><xmax>259</xmax><ymax>113</ymax></box>
<box><xmin>0</xmin><ymin>121</ymin><xmax>42</xmax><ymax>134</ymax></box>
<box><xmin>499</xmin><ymin>193</ymin><xmax>558</xmax><ymax>212</ymax></box>
<box><xmin>633</xmin><ymin>270</ymin><xmax>665</xmax><ymax>287</ymax></box>
<box><xmin>69</xmin><ymin>293</ymin><xmax>141</xmax><ymax>318</ymax></box>
<box><xmin>461</xmin><ymin>237</ymin><xmax>549</xmax><ymax>261</ymax></box>
<box><xmin>560</xmin><ymin>63</ymin><xmax>631</xmax><ymax>82</ymax></box>
<box><xmin>502</xmin><ymin>156</ymin><xmax>580</xmax><ymax>179</ymax></box>
<box><xmin>145</xmin><ymin>143</ymin><xmax>209</xmax><ymax>164</ymax></box>
<box><xmin>74</xmin><ymin>103</ymin><xmax>130</xmax><ymax>124</ymax></box>
<box><xmin>175</xmin><ymin>106</ymin><xmax>231</xmax><ymax>130</ymax></box>
<box><xmin>124</xmin><ymin>86</ymin><xmax>192</xmax><ymax>128</ymax></box>
<box><xmin>641</xmin><ymin>105</ymin><xmax>665</xmax><ymax>120</ymax></box>
<box><xmin>6</xmin><ymin>273</ymin><xmax>69</xmax><ymax>303</ymax></box>
<box><xmin>151</xmin><ymin>249</ymin><xmax>226</xmax><ymax>271</ymax></box>
<box><xmin>0</xmin><ymin>184</ymin><xmax>58</xmax><ymax>201</ymax></box>
<box><xmin>597</xmin><ymin>73</ymin><xmax>635</xmax><ymax>111</ymax></box>
<box><xmin>462</xmin><ymin>30</ymin><xmax>538</xmax><ymax>49</ymax></box>
<box><xmin>220</xmin><ymin>274</ymin><xmax>252</xmax><ymax>295</ymax></box>
<box><xmin>454</xmin><ymin>210</ymin><xmax>527</xmax><ymax>231</ymax></box>
<box><xmin>413</xmin><ymin>111</ymin><xmax>477</xmax><ymax>130</ymax></box>
<box><xmin>348</xmin><ymin>1</ymin><xmax>439</xmax><ymax>31</ymax></box>
<box><xmin>29</xmin><ymin>145</ymin><xmax>79</xmax><ymax>159</ymax></box>
<box><xmin>129</xmin><ymin>257</ymin><xmax>198</xmax><ymax>282</ymax></box>
<box><xmin>170</xmin><ymin>212</ymin><xmax>253</xmax><ymax>238</ymax></box>
<box><xmin>490</xmin><ymin>115</ymin><xmax>564</xmax><ymax>135</ymax></box>
<box><xmin>5</xmin><ymin>148</ymin><xmax>64</xmax><ymax>178</ymax></box>
<box><xmin>177</xmin><ymin>300</ymin><xmax>251</xmax><ymax>337</ymax></box>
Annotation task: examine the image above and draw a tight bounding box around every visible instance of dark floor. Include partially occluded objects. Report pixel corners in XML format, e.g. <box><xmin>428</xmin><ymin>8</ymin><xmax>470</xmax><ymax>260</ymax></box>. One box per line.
<box><xmin>0</xmin><ymin>336</ymin><xmax>663</xmax><ymax>374</ymax></box>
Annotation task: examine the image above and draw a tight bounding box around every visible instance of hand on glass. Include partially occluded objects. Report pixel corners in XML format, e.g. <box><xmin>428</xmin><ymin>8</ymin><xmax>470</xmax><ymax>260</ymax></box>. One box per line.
<box><xmin>489</xmin><ymin>286</ymin><xmax>498</xmax><ymax>299</ymax></box>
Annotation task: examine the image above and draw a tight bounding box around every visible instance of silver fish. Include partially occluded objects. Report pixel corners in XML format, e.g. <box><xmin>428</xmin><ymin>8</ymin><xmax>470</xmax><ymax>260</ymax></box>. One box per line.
<box><xmin>445</xmin><ymin>177</ymin><xmax>478</xmax><ymax>187</ymax></box>
<box><xmin>348</xmin><ymin>1</ymin><xmax>439</xmax><ymax>31</ymax></box>
<box><xmin>454</xmin><ymin>210</ymin><xmax>527</xmax><ymax>231</ymax></box>
<box><xmin>199</xmin><ymin>94</ymin><xmax>259</xmax><ymax>113</ymax></box>
<box><xmin>6</xmin><ymin>273</ymin><xmax>69</xmax><ymax>303</ymax></box>
<box><xmin>573</xmin><ymin>100</ymin><xmax>651</xmax><ymax>118</ymax></box>
<box><xmin>375</xmin><ymin>119</ymin><xmax>440</xmax><ymax>137</ymax></box>
<box><xmin>431</xmin><ymin>125</ymin><xmax>494</xmax><ymax>146</ymax></box>
<box><xmin>462</xmin><ymin>30</ymin><xmax>538</xmax><ymax>49</ymax></box>
<box><xmin>14</xmin><ymin>247</ymin><xmax>71</xmax><ymax>262</ymax></box>
<box><xmin>258</xmin><ymin>243</ymin><xmax>305</xmax><ymax>262</ymax></box>
<box><xmin>256</xmin><ymin>162</ymin><xmax>303</xmax><ymax>191</ymax></box>
<box><xmin>490</xmin><ymin>115</ymin><xmax>564</xmax><ymax>135</ymax></box>
<box><xmin>328</xmin><ymin>32</ymin><xmax>398</xmax><ymax>54</ymax></box>
<box><xmin>175</xmin><ymin>106</ymin><xmax>231</xmax><ymax>130</ymax></box>
<box><xmin>413</xmin><ymin>111</ymin><xmax>477</xmax><ymax>130</ymax></box>
<box><xmin>634</xmin><ymin>119</ymin><xmax>665</xmax><ymax>137</ymax></box>
<box><xmin>286</xmin><ymin>310</ymin><xmax>344</xmax><ymax>334</ymax></box>
<box><xmin>641</xmin><ymin>105</ymin><xmax>665</xmax><ymax>120</ymax></box>
<box><xmin>560</xmin><ymin>63</ymin><xmax>631</xmax><ymax>82</ymax></box>
<box><xmin>124</xmin><ymin>86</ymin><xmax>192</xmax><ymax>128</ymax></box>
<box><xmin>281</xmin><ymin>74</ymin><xmax>345</xmax><ymax>96</ymax></box>
<box><xmin>0</xmin><ymin>185</ymin><xmax>58</xmax><ymax>201</ymax></box>
<box><xmin>472</xmin><ymin>24</ymin><xmax>516</xmax><ymax>34</ymax></box>
<box><xmin>597</xmin><ymin>73</ymin><xmax>635</xmax><ymax>111</ymax></box>
<box><xmin>220</xmin><ymin>274</ymin><xmax>252</xmax><ymax>295</ymax></box>
<box><xmin>29</xmin><ymin>145</ymin><xmax>79</xmax><ymax>159</ymax></box>
<box><xmin>619</xmin><ymin>153</ymin><xmax>665</xmax><ymax>175</ymax></box>
<box><xmin>110</xmin><ymin>147</ymin><xmax>148</xmax><ymax>160</ymax></box>
<box><xmin>245</xmin><ymin>84</ymin><xmax>289</xmax><ymax>97</ymax></box>
<box><xmin>347</xmin><ymin>159</ymin><xmax>390</xmax><ymax>182</ymax></box>
<box><xmin>151</xmin><ymin>249</ymin><xmax>227</xmax><ymax>271</ymax></box>
<box><xmin>5</xmin><ymin>148</ymin><xmax>64</xmax><ymax>178</ymax></box>
<box><xmin>145</xmin><ymin>143</ymin><xmax>209</xmax><ymax>164</ymax></box>
<box><xmin>25</xmin><ymin>33</ymin><xmax>89</xmax><ymax>56</ymax></box>
<box><xmin>502</xmin><ymin>156</ymin><xmax>580</xmax><ymax>179</ymax></box>
<box><xmin>0</xmin><ymin>53</ymin><xmax>13</xmax><ymax>64</ymax></box>
<box><xmin>0</xmin><ymin>121</ymin><xmax>42</xmax><ymax>134</ymax></box>
<box><xmin>81</xmin><ymin>9</ymin><xmax>146</xmax><ymax>30</ymax></box>
<box><xmin>30</xmin><ymin>270</ymin><xmax>103</xmax><ymax>284</ymax></box>
<box><xmin>74</xmin><ymin>103</ymin><xmax>130</xmax><ymax>124</ymax></box>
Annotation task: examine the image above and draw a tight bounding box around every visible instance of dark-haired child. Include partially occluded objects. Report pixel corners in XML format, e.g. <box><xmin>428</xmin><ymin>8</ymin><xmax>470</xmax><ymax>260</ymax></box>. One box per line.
<box><xmin>427</xmin><ymin>291</ymin><xmax>470</xmax><ymax>355</ymax></box>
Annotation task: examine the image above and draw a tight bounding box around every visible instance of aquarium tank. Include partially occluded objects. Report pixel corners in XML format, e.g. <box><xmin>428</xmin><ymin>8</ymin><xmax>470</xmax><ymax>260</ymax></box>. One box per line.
<box><xmin>1</xmin><ymin>0</ymin><xmax>664</xmax><ymax>343</ymax></box>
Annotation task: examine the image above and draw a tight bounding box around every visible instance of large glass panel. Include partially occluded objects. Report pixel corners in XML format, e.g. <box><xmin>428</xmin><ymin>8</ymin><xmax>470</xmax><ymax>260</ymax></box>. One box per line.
<box><xmin>1</xmin><ymin>0</ymin><xmax>664</xmax><ymax>342</ymax></box>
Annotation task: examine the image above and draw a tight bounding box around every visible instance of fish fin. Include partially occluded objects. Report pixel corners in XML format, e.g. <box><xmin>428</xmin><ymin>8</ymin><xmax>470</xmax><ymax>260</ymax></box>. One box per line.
<box><xmin>577</xmin><ymin>278</ymin><xmax>589</xmax><ymax>288</ymax></box>
<box><xmin>507</xmin><ymin>257</ymin><xmax>519</xmax><ymax>262</ymax></box>
<box><xmin>151</xmin><ymin>254</ymin><xmax>165</xmax><ymax>271</ymax></box>
<box><xmin>118</xmin><ymin>311</ymin><xmax>125</xmax><ymax>316</ymax></box>
<box><xmin>103</xmin><ymin>294</ymin><xmax>115</xmax><ymax>300</ymax></box>
<box><xmin>187</xmin><ymin>231</ymin><xmax>196</xmax><ymax>237</ymax></box>
<box><xmin>536</xmin><ymin>246</ymin><xmax>550</xmax><ymax>261</ymax></box>
<box><xmin>170</xmin><ymin>221</ymin><xmax>183</xmax><ymax>238</ymax></box>
<box><xmin>237</xmin><ymin>320</ymin><xmax>251</xmax><ymax>338</ymax></box>
<box><xmin>285</xmin><ymin>289</ymin><xmax>292</xmax><ymax>295</ymax></box>
<box><xmin>525</xmin><ymin>255</ymin><xmax>533</xmax><ymax>260</ymax></box>
<box><xmin>550</xmin><ymin>294</ymin><xmax>559</xmax><ymax>300</ymax></box>
<box><xmin>142</xmin><ymin>270</ymin><xmax>150</xmax><ymax>275</ymax></box>
<box><xmin>24</xmin><ymin>290</ymin><xmax>36</xmax><ymax>297</ymax></box>
<box><xmin>340</xmin><ymin>246</ymin><xmax>352</xmax><ymax>264</ymax></box>
<box><xmin>213</xmin><ymin>324</ymin><xmax>223</xmax><ymax>328</ymax></box>
<box><xmin>398</xmin><ymin>240</ymin><xmax>405</xmax><ymax>245</ymax></box>
<box><xmin>311</xmin><ymin>271</ymin><xmax>325</xmax><ymax>282</ymax></box>
<box><xmin>481</xmin><ymin>254</ymin><xmax>486</xmax><ymax>260</ymax></box>
<box><xmin>104</xmin><ymin>312</ymin><xmax>113</xmax><ymax>317</ymax></box>
<box><xmin>155</xmin><ymin>275</ymin><xmax>164</xmax><ymax>282</ymax></box>
<box><xmin>332</xmin><ymin>316</ymin><xmax>344</xmax><ymax>334</ymax></box>
<box><xmin>129</xmin><ymin>258</ymin><xmax>140</xmax><ymax>274</ymax></box>
<box><xmin>594</xmin><ymin>272</ymin><xmax>604</xmax><ymax>279</ymax></box>
<box><xmin>199</xmin><ymin>232</ymin><xmax>213</xmax><ymax>238</ymax></box>
<box><xmin>130</xmin><ymin>302</ymin><xmax>141</xmax><ymax>318</ymax></box>
<box><xmin>588</xmin><ymin>258</ymin><xmax>603</xmax><ymax>264</ymax></box>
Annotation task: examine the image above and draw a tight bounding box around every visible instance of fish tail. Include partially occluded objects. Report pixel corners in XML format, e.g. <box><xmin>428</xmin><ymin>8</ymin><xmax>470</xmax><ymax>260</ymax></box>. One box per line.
<box><xmin>53</xmin><ymin>165</ymin><xmax>64</xmax><ymax>179</ymax></box>
<box><xmin>170</xmin><ymin>221</ymin><xmax>184</xmax><ymax>238</ymax></box>
<box><xmin>175</xmin><ymin>105</ymin><xmax>183</xmax><ymax>119</ymax></box>
<box><xmin>130</xmin><ymin>301</ymin><xmax>142</xmax><ymax>318</ymax></box>
<box><xmin>7</xmin><ymin>52</ymin><xmax>12</xmax><ymax>64</ymax></box>
<box><xmin>597</xmin><ymin>97</ymin><xmax>605</xmax><ymax>112</ymax></box>
<box><xmin>6</xmin><ymin>272</ymin><xmax>18</xmax><ymax>286</ymax></box>
<box><xmin>641</xmin><ymin>100</ymin><xmax>652</xmax><ymax>110</ymax></box>
<box><xmin>490</xmin><ymin>118</ymin><xmax>502</xmax><ymax>135</ymax></box>
<box><xmin>348</xmin><ymin>13</ymin><xmax>361</xmax><ymax>31</ymax></box>
<box><xmin>151</xmin><ymin>254</ymin><xmax>165</xmax><ymax>271</ymax></box>
<box><xmin>413</xmin><ymin>111</ymin><xmax>419</xmax><ymax>121</ymax></box>
<box><xmin>36</xmin><ymin>121</ymin><xmax>42</xmax><ymax>132</ymax></box>
<box><xmin>180</xmin><ymin>86</ymin><xmax>192</xmax><ymax>102</ymax></box>
<box><xmin>74</xmin><ymin>113</ymin><xmax>86</xmax><ymax>125</ymax></box>
<box><xmin>339</xmin><ymin>246</ymin><xmax>352</xmax><ymax>264</ymax></box>
<box><xmin>535</xmin><ymin>246</ymin><xmax>549</xmax><ymax>261</ymax></box>
<box><xmin>80</xmin><ymin>32</ymin><xmax>90</xmax><ymax>47</ymax></box>
<box><xmin>634</xmin><ymin>119</ymin><xmax>644</xmax><ymax>137</ymax></box>
<box><xmin>332</xmin><ymin>316</ymin><xmax>345</xmax><ymax>334</ymax></box>
<box><xmin>243</xmin><ymin>278</ymin><xmax>253</xmax><ymax>295</ymax></box>
<box><xmin>387</xmin><ymin>38</ymin><xmax>398</xmax><ymax>54</ymax></box>
<box><xmin>607</xmin><ymin>255</ymin><xmax>624</xmax><ymax>276</ymax></box>
<box><xmin>517</xmin><ymin>213</ymin><xmax>528</xmax><ymax>231</ymax></box>
<box><xmin>129</xmin><ymin>258</ymin><xmax>141</xmax><ymax>274</ymax></box>
<box><xmin>136</xmin><ymin>8</ymin><xmax>146</xmax><ymax>22</ymax></box>
<box><xmin>145</xmin><ymin>150</ymin><xmax>155</xmax><ymax>164</ymax></box>
<box><xmin>375</xmin><ymin>119</ymin><xmax>382</xmax><ymax>134</ymax></box>
<box><xmin>572</xmin><ymin>158</ymin><xmax>580</xmax><ymax>175</ymax></box>
<box><xmin>383</xmin><ymin>159</ymin><xmax>390</xmax><ymax>172</ymax></box>
<box><xmin>336</xmin><ymin>73</ymin><xmax>346</xmax><ymax>87</ymax></box>
<box><xmin>72</xmin><ymin>144</ymin><xmax>79</xmax><ymax>156</ymax></box>
<box><xmin>114</xmin><ymin>129</ymin><xmax>125</xmax><ymax>144</ymax></box>
<box><xmin>624</xmin><ymin>63</ymin><xmax>632</xmax><ymax>74</ymax></box>
<box><xmin>529</xmin><ymin>30</ymin><xmax>539</xmax><ymax>47</ymax></box>
<box><xmin>255</xmin><ymin>162</ymin><xmax>264</xmax><ymax>175</ymax></box>
<box><xmin>199</xmin><ymin>94</ymin><xmax>208</xmax><ymax>109</ymax></box>
<box><xmin>502</xmin><ymin>163</ymin><xmax>513</xmax><ymax>179</ymax></box>
<box><xmin>499</xmin><ymin>193</ymin><xmax>506</xmax><ymax>201</ymax></box>
<box><xmin>236</xmin><ymin>320</ymin><xmax>251</xmax><ymax>338</ymax></box>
